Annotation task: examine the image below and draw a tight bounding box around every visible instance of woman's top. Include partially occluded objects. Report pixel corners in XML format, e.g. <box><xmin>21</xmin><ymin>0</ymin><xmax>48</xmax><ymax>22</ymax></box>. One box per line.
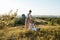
<box><xmin>25</xmin><ymin>13</ymin><xmax>33</xmax><ymax>29</ymax></box>
<box><xmin>27</xmin><ymin>13</ymin><xmax>32</xmax><ymax>20</ymax></box>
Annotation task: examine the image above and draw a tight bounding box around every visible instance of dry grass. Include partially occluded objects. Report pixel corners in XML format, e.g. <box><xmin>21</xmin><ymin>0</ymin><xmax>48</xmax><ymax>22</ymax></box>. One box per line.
<box><xmin>0</xmin><ymin>25</ymin><xmax>60</xmax><ymax>40</ymax></box>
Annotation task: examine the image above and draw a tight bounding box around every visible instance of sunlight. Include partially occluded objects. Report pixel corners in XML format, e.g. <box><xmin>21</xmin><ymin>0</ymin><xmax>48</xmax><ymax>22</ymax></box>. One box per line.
<box><xmin>0</xmin><ymin>0</ymin><xmax>60</xmax><ymax>16</ymax></box>
<box><xmin>0</xmin><ymin>0</ymin><xmax>29</xmax><ymax>15</ymax></box>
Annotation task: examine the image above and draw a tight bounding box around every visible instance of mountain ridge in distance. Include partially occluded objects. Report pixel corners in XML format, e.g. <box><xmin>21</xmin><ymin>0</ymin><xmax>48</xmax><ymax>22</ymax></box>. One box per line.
<box><xmin>32</xmin><ymin>15</ymin><xmax>60</xmax><ymax>18</ymax></box>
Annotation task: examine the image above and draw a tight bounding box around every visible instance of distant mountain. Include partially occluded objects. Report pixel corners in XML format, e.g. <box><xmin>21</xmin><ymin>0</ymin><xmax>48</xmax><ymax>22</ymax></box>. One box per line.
<box><xmin>16</xmin><ymin>15</ymin><xmax>60</xmax><ymax>18</ymax></box>
<box><xmin>32</xmin><ymin>15</ymin><xmax>60</xmax><ymax>18</ymax></box>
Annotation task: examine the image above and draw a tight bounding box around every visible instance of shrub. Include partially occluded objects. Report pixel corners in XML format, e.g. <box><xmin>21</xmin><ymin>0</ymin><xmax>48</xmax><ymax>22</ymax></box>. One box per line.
<box><xmin>0</xmin><ymin>10</ymin><xmax>17</xmax><ymax>29</ymax></box>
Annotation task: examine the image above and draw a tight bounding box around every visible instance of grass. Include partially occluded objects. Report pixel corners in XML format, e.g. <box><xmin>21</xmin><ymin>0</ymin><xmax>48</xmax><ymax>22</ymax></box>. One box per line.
<box><xmin>0</xmin><ymin>25</ymin><xmax>60</xmax><ymax>40</ymax></box>
<box><xmin>0</xmin><ymin>10</ymin><xmax>60</xmax><ymax>40</ymax></box>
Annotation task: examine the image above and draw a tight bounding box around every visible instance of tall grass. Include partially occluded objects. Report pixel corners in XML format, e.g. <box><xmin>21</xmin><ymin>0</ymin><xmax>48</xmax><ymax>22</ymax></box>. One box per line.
<box><xmin>0</xmin><ymin>10</ymin><xmax>60</xmax><ymax>40</ymax></box>
<box><xmin>0</xmin><ymin>26</ymin><xmax>60</xmax><ymax>40</ymax></box>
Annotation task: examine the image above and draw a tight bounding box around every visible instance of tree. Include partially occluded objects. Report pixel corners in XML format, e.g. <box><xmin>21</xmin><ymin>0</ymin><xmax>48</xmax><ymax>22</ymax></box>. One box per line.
<box><xmin>21</xmin><ymin>14</ymin><xmax>26</xmax><ymax>25</ymax></box>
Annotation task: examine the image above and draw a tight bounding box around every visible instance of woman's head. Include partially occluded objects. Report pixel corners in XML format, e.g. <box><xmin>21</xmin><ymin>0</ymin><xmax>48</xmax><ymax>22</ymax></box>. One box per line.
<box><xmin>29</xmin><ymin>10</ymin><xmax>32</xmax><ymax>14</ymax></box>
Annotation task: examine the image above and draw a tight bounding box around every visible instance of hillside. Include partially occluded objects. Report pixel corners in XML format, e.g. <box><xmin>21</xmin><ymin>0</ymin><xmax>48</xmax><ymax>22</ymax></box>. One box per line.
<box><xmin>0</xmin><ymin>25</ymin><xmax>60</xmax><ymax>40</ymax></box>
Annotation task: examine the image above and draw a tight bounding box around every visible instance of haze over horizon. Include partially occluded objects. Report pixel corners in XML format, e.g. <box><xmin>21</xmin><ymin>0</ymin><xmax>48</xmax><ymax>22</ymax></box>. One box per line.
<box><xmin>0</xmin><ymin>0</ymin><xmax>60</xmax><ymax>16</ymax></box>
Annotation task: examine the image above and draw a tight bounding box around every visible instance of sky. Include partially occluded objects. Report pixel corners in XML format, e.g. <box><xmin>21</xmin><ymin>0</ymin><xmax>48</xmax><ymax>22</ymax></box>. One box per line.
<box><xmin>0</xmin><ymin>0</ymin><xmax>60</xmax><ymax>16</ymax></box>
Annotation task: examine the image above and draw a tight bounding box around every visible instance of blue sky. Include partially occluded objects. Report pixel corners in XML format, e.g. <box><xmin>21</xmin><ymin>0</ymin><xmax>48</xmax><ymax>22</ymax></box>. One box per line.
<box><xmin>0</xmin><ymin>0</ymin><xmax>60</xmax><ymax>16</ymax></box>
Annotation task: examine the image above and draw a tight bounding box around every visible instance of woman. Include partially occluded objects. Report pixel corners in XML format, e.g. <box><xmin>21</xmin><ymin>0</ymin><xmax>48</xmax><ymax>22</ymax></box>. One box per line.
<box><xmin>25</xmin><ymin>10</ymin><xmax>32</xmax><ymax>29</ymax></box>
<box><xmin>25</xmin><ymin>10</ymin><xmax>39</xmax><ymax>31</ymax></box>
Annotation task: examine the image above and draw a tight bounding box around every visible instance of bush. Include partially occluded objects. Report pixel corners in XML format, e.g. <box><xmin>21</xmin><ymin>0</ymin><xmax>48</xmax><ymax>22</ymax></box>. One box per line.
<box><xmin>14</xmin><ymin>14</ymin><xmax>26</xmax><ymax>26</ymax></box>
<box><xmin>0</xmin><ymin>12</ymin><xmax>17</xmax><ymax>29</ymax></box>
<box><xmin>56</xmin><ymin>19</ymin><xmax>60</xmax><ymax>24</ymax></box>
